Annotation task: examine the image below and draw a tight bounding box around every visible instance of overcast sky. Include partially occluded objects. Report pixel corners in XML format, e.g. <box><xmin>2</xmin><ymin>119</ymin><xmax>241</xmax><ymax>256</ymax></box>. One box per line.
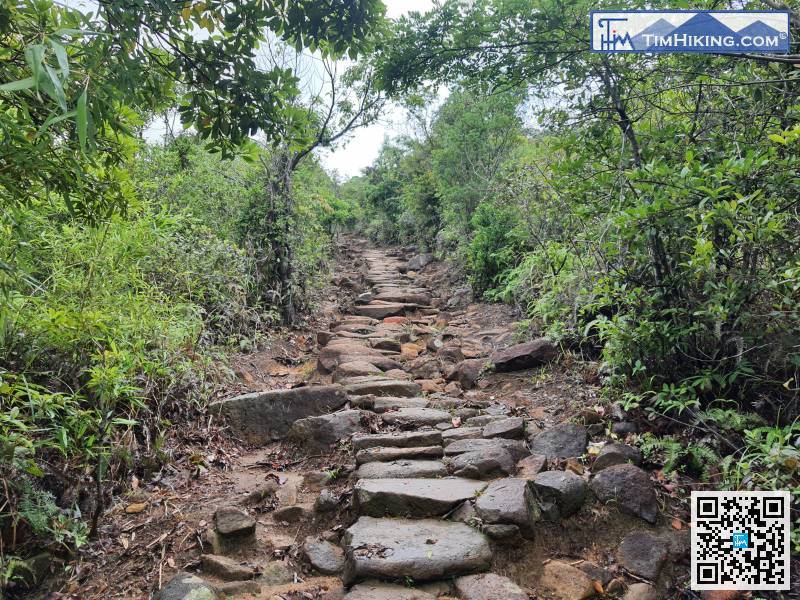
<box><xmin>318</xmin><ymin>0</ymin><xmax>436</xmax><ymax>179</ymax></box>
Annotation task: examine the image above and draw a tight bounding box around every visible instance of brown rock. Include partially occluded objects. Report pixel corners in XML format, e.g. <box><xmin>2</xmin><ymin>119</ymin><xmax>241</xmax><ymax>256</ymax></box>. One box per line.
<box><xmin>454</xmin><ymin>573</ymin><xmax>527</xmax><ymax>600</ymax></box>
<box><xmin>490</xmin><ymin>338</ymin><xmax>558</xmax><ymax>372</ymax></box>
<box><xmin>538</xmin><ymin>560</ymin><xmax>595</xmax><ymax>600</ymax></box>
<box><xmin>201</xmin><ymin>554</ymin><xmax>256</xmax><ymax>581</ymax></box>
<box><xmin>516</xmin><ymin>454</ymin><xmax>547</xmax><ymax>479</ymax></box>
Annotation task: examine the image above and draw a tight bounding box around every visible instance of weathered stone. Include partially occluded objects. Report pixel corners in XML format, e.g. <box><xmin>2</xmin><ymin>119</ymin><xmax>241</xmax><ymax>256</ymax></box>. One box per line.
<box><xmin>214</xmin><ymin>508</ymin><xmax>255</xmax><ymax>538</ymax></box>
<box><xmin>318</xmin><ymin>341</ymin><xmax>386</xmax><ymax>372</ymax></box>
<box><xmin>528</xmin><ymin>423</ymin><xmax>588</xmax><ymax>459</ymax></box>
<box><xmin>381</xmin><ymin>407</ymin><xmax>452</xmax><ymax>427</ymax></box>
<box><xmin>344</xmin><ymin>581</ymin><xmax>436</xmax><ymax>600</ymax></box>
<box><xmin>356</xmin><ymin>460</ymin><xmax>447</xmax><ymax>479</ymax></box>
<box><xmin>438</xmin><ymin>343</ymin><xmax>465</xmax><ymax>365</ymax></box>
<box><xmin>444</xmin><ymin>438</ymin><xmax>529</xmax><ymax>462</ymax></box>
<box><xmin>442</xmin><ymin>426</ymin><xmax>483</xmax><ymax>445</ymax></box>
<box><xmin>356</xmin><ymin>445</ymin><xmax>444</xmax><ymax>465</ymax></box>
<box><xmin>481</xmin><ymin>524</ymin><xmax>520</xmax><ymax>541</ymax></box>
<box><xmin>617</xmin><ymin>531</ymin><xmax>669</xmax><ymax>580</ymax></box>
<box><xmin>592</xmin><ymin>442</ymin><xmax>643</xmax><ymax>472</ymax></box>
<box><xmin>342</xmin><ymin>517</ymin><xmax>492</xmax><ymax>584</ymax></box>
<box><xmin>575</xmin><ymin>561</ymin><xmax>613</xmax><ymax>586</ymax></box>
<box><xmin>154</xmin><ymin>573</ymin><xmax>219</xmax><ymax>600</ymax></box>
<box><xmin>450</xmin><ymin>447</ymin><xmax>517</xmax><ymax>480</ymax></box>
<box><xmin>407</xmin><ymin>253</ymin><xmax>434</xmax><ymax>271</ymax></box>
<box><xmin>516</xmin><ymin>454</ymin><xmax>547</xmax><ymax>479</ymax></box>
<box><xmin>372</xmin><ymin>397</ymin><xmax>429</xmax><ymax>413</ymax></box>
<box><xmin>302</xmin><ymin>471</ymin><xmax>333</xmax><ymax>491</ymax></box>
<box><xmin>538</xmin><ymin>561</ymin><xmax>595</xmax><ymax>600</ymax></box>
<box><xmin>215</xmin><ymin>580</ymin><xmax>260</xmax><ymax>597</ymax></box>
<box><xmin>465</xmin><ymin>415</ymin><xmax>506</xmax><ymax>427</ymax></box>
<box><xmin>332</xmin><ymin>361</ymin><xmax>382</xmax><ymax>381</ymax></box>
<box><xmin>446</xmin><ymin>359</ymin><xmax>487</xmax><ymax>390</ymax></box>
<box><xmin>370</xmin><ymin>338</ymin><xmax>403</xmax><ymax>352</ymax></box>
<box><xmin>590</xmin><ymin>464</ymin><xmax>659</xmax><ymax>523</ymax></box>
<box><xmin>374</xmin><ymin>291</ymin><xmax>432</xmax><ymax>305</ymax></box>
<box><xmin>303</xmin><ymin>537</ymin><xmax>345</xmax><ymax>575</ymax></box>
<box><xmin>345</xmin><ymin>379</ymin><xmax>422</xmax><ymax>397</ymax></box>
<box><xmin>474</xmin><ymin>478</ymin><xmax>540</xmax><ymax>536</ymax></box>
<box><xmin>489</xmin><ymin>338</ymin><xmax>558</xmax><ymax>372</ymax></box>
<box><xmin>314</xmin><ymin>489</ymin><xmax>339</xmax><ymax>513</ymax></box>
<box><xmin>259</xmin><ymin>561</ymin><xmax>294</xmax><ymax>586</ymax></box>
<box><xmin>613</xmin><ymin>421</ymin><xmax>638</xmax><ymax>436</ymax></box>
<box><xmin>288</xmin><ymin>410</ymin><xmax>363</xmax><ymax>451</ymax></box>
<box><xmin>531</xmin><ymin>470</ymin><xmax>587</xmax><ymax>519</ymax></box>
<box><xmin>354</xmin><ymin>478</ymin><xmax>486</xmax><ymax>518</ymax></box>
<box><xmin>355</xmin><ymin>302</ymin><xmax>409</xmax><ymax>319</ymax></box>
<box><xmin>623</xmin><ymin>583</ymin><xmax>661</xmax><ymax>600</ymax></box>
<box><xmin>406</xmin><ymin>356</ymin><xmax>442</xmax><ymax>379</ymax></box>
<box><xmin>482</xmin><ymin>417</ymin><xmax>524</xmax><ymax>439</ymax></box>
<box><xmin>201</xmin><ymin>554</ymin><xmax>256</xmax><ymax>581</ymax></box>
<box><xmin>353</xmin><ymin>430</ymin><xmax>442</xmax><ymax>451</ymax></box>
<box><xmin>272</xmin><ymin>503</ymin><xmax>312</xmax><ymax>523</ymax></box>
<box><xmin>454</xmin><ymin>573</ymin><xmax>528</xmax><ymax>600</ymax></box>
<box><xmin>211</xmin><ymin>386</ymin><xmax>348</xmax><ymax>444</ymax></box>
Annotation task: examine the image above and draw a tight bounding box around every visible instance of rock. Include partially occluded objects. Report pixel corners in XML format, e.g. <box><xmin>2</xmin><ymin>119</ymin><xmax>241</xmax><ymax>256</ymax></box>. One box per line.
<box><xmin>352</xmin><ymin>430</ymin><xmax>442</xmax><ymax>451</ymax></box>
<box><xmin>345</xmin><ymin>379</ymin><xmax>422</xmax><ymax>397</ymax></box>
<box><xmin>371</xmin><ymin>338</ymin><xmax>403</xmax><ymax>352</ymax></box>
<box><xmin>482</xmin><ymin>417</ymin><xmax>524</xmax><ymax>439</ymax></box>
<box><xmin>444</xmin><ymin>438</ymin><xmax>529</xmax><ymax>461</ymax></box>
<box><xmin>489</xmin><ymin>338</ymin><xmax>558</xmax><ymax>372</ymax></box>
<box><xmin>465</xmin><ymin>415</ymin><xmax>506</xmax><ymax>427</ymax></box>
<box><xmin>454</xmin><ymin>573</ymin><xmax>528</xmax><ymax>600</ymax></box>
<box><xmin>449</xmin><ymin>500</ymin><xmax>479</xmax><ymax>524</ymax></box>
<box><xmin>317</xmin><ymin>341</ymin><xmax>389</xmax><ymax>372</ymax></box>
<box><xmin>589</xmin><ymin>464</ymin><xmax>659</xmax><ymax>523</ymax></box>
<box><xmin>381</xmin><ymin>408</ymin><xmax>452</xmax><ymax>427</ymax></box>
<box><xmin>372</xmin><ymin>397</ymin><xmax>429</xmax><ymax>413</ymax></box>
<box><xmin>273</xmin><ymin>503</ymin><xmax>312</xmax><ymax>523</ymax></box>
<box><xmin>446</xmin><ymin>359</ymin><xmax>487</xmax><ymax>390</ymax></box>
<box><xmin>201</xmin><ymin>555</ymin><xmax>256</xmax><ymax>581</ymax></box>
<box><xmin>154</xmin><ymin>573</ymin><xmax>219</xmax><ymax>600</ymax></box>
<box><xmin>260</xmin><ymin>561</ymin><xmax>294</xmax><ymax>585</ymax></box>
<box><xmin>538</xmin><ymin>561</ymin><xmax>595</xmax><ymax>600</ymax></box>
<box><xmin>442</xmin><ymin>426</ymin><xmax>483</xmax><ymax>444</ymax></box>
<box><xmin>516</xmin><ymin>454</ymin><xmax>547</xmax><ymax>479</ymax></box>
<box><xmin>215</xmin><ymin>581</ymin><xmax>261</xmax><ymax>597</ymax></box>
<box><xmin>342</xmin><ymin>517</ymin><xmax>492</xmax><ymax>584</ymax></box>
<box><xmin>383</xmin><ymin>368</ymin><xmax>412</xmax><ymax>380</ymax></box>
<box><xmin>214</xmin><ymin>508</ymin><xmax>255</xmax><ymax>539</ymax></box>
<box><xmin>450</xmin><ymin>447</ymin><xmax>517</xmax><ymax>480</ymax></box>
<box><xmin>356</xmin><ymin>460</ymin><xmax>448</xmax><ymax>479</ymax></box>
<box><xmin>375</xmin><ymin>291</ymin><xmax>432</xmax><ymax>305</ymax></box>
<box><xmin>355</xmin><ymin>302</ymin><xmax>409</xmax><ymax>319</ymax></box>
<box><xmin>474</xmin><ymin>478</ymin><xmax>540</xmax><ymax>537</ymax></box>
<box><xmin>302</xmin><ymin>471</ymin><xmax>333</xmax><ymax>491</ymax></box>
<box><xmin>575</xmin><ymin>561</ymin><xmax>613</xmax><ymax>586</ymax></box>
<box><xmin>592</xmin><ymin>443</ymin><xmax>643</xmax><ymax>472</ymax></box>
<box><xmin>407</xmin><ymin>356</ymin><xmax>442</xmax><ymax>379</ymax></box>
<box><xmin>344</xmin><ymin>581</ymin><xmax>436</xmax><ymax>599</ymax></box>
<box><xmin>528</xmin><ymin>423</ymin><xmax>588</xmax><ymax>459</ymax></box>
<box><xmin>332</xmin><ymin>361</ymin><xmax>383</xmax><ymax>381</ymax></box>
<box><xmin>211</xmin><ymin>386</ymin><xmax>348</xmax><ymax>444</ymax></box>
<box><xmin>624</xmin><ymin>583</ymin><xmax>661</xmax><ymax>600</ymax></box>
<box><xmin>617</xmin><ymin>531</ymin><xmax>669</xmax><ymax>580</ymax></box>
<box><xmin>438</xmin><ymin>343</ymin><xmax>465</xmax><ymax>365</ymax></box>
<box><xmin>356</xmin><ymin>292</ymin><xmax>373</xmax><ymax>304</ymax></box>
<box><xmin>444</xmin><ymin>381</ymin><xmax>463</xmax><ymax>395</ymax></box>
<box><xmin>482</xmin><ymin>524</ymin><xmax>520</xmax><ymax>541</ymax></box>
<box><xmin>407</xmin><ymin>253</ymin><xmax>434</xmax><ymax>270</ymax></box>
<box><xmin>354</xmin><ymin>478</ymin><xmax>487</xmax><ymax>518</ymax></box>
<box><xmin>613</xmin><ymin>421</ymin><xmax>638</xmax><ymax>436</ymax></box>
<box><xmin>314</xmin><ymin>489</ymin><xmax>339</xmax><ymax>513</ymax></box>
<box><xmin>303</xmin><ymin>537</ymin><xmax>345</xmax><ymax>575</ymax></box>
<box><xmin>288</xmin><ymin>410</ymin><xmax>363</xmax><ymax>451</ymax></box>
<box><xmin>356</xmin><ymin>445</ymin><xmax>444</xmax><ymax>465</ymax></box>
<box><xmin>531</xmin><ymin>470</ymin><xmax>588</xmax><ymax>519</ymax></box>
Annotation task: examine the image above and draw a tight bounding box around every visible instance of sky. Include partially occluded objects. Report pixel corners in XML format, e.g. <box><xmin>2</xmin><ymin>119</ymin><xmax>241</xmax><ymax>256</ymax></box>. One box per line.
<box><xmin>318</xmin><ymin>0</ymin><xmax>436</xmax><ymax>179</ymax></box>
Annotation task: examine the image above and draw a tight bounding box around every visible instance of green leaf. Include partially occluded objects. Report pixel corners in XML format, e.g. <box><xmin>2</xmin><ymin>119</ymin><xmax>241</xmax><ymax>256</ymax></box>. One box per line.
<box><xmin>77</xmin><ymin>89</ymin><xmax>88</xmax><ymax>153</ymax></box>
<box><xmin>0</xmin><ymin>77</ymin><xmax>37</xmax><ymax>92</ymax></box>
<box><xmin>49</xmin><ymin>39</ymin><xmax>70</xmax><ymax>80</ymax></box>
<box><xmin>36</xmin><ymin>109</ymin><xmax>77</xmax><ymax>137</ymax></box>
<box><xmin>24</xmin><ymin>44</ymin><xmax>45</xmax><ymax>90</ymax></box>
<box><xmin>768</xmin><ymin>134</ymin><xmax>788</xmax><ymax>146</ymax></box>
<box><xmin>45</xmin><ymin>65</ymin><xmax>68</xmax><ymax>111</ymax></box>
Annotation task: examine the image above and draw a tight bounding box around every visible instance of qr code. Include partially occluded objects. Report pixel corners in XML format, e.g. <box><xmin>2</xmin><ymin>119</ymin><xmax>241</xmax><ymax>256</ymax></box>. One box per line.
<box><xmin>692</xmin><ymin>491</ymin><xmax>791</xmax><ymax>590</ymax></box>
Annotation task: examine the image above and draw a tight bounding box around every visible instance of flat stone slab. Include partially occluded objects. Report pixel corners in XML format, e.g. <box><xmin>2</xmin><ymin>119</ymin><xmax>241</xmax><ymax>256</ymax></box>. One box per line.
<box><xmin>444</xmin><ymin>438</ymin><xmax>529</xmax><ymax>461</ymax></box>
<box><xmin>528</xmin><ymin>423</ymin><xmax>588</xmax><ymax>459</ymax></box>
<box><xmin>355</xmin><ymin>302</ymin><xmax>410</xmax><ymax>319</ymax></box>
<box><xmin>211</xmin><ymin>385</ymin><xmax>347</xmax><ymax>444</ymax></box>
<box><xmin>288</xmin><ymin>410</ymin><xmax>363</xmax><ymax>451</ymax></box>
<box><xmin>381</xmin><ymin>408</ymin><xmax>452</xmax><ymax>427</ymax></box>
<box><xmin>474</xmin><ymin>478</ymin><xmax>540</xmax><ymax>536</ymax></box>
<box><xmin>454</xmin><ymin>573</ymin><xmax>528</xmax><ymax>600</ymax></box>
<box><xmin>345</xmin><ymin>582</ymin><xmax>436</xmax><ymax>600</ymax></box>
<box><xmin>345</xmin><ymin>379</ymin><xmax>422</xmax><ymax>397</ymax></box>
<box><xmin>342</xmin><ymin>517</ymin><xmax>492</xmax><ymax>584</ymax></box>
<box><xmin>354</xmin><ymin>478</ymin><xmax>487</xmax><ymax>517</ymax></box>
<box><xmin>372</xmin><ymin>397</ymin><xmax>429</xmax><ymax>413</ymax></box>
<box><xmin>443</xmin><ymin>427</ymin><xmax>484</xmax><ymax>445</ymax></box>
<box><xmin>356</xmin><ymin>460</ymin><xmax>448</xmax><ymax>479</ymax></box>
<box><xmin>482</xmin><ymin>417</ymin><xmax>524</xmax><ymax>439</ymax></box>
<box><xmin>356</xmin><ymin>445</ymin><xmax>444</xmax><ymax>465</ymax></box>
<box><xmin>352</xmin><ymin>430</ymin><xmax>443</xmax><ymax>451</ymax></box>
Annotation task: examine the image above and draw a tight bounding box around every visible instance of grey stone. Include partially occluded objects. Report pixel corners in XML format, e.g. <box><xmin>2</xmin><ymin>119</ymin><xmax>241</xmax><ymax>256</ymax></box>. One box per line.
<box><xmin>444</xmin><ymin>438</ymin><xmax>529</xmax><ymax>461</ymax></box>
<box><xmin>303</xmin><ymin>536</ymin><xmax>345</xmax><ymax>575</ymax></box>
<box><xmin>589</xmin><ymin>464</ymin><xmax>659</xmax><ymax>523</ymax></box>
<box><xmin>474</xmin><ymin>478</ymin><xmax>540</xmax><ymax>536</ymax></box>
<box><xmin>465</xmin><ymin>415</ymin><xmax>506</xmax><ymax>427</ymax></box>
<box><xmin>617</xmin><ymin>531</ymin><xmax>669</xmax><ymax>580</ymax></box>
<box><xmin>288</xmin><ymin>410</ymin><xmax>363</xmax><ymax>451</ymax></box>
<box><xmin>454</xmin><ymin>573</ymin><xmax>528</xmax><ymax>600</ymax></box>
<box><xmin>516</xmin><ymin>454</ymin><xmax>547</xmax><ymax>479</ymax></box>
<box><xmin>356</xmin><ymin>460</ymin><xmax>447</xmax><ymax>479</ymax></box>
<box><xmin>352</xmin><ymin>430</ymin><xmax>442</xmax><ymax>451</ymax></box>
<box><xmin>381</xmin><ymin>407</ymin><xmax>452</xmax><ymax>427</ymax></box>
<box><xmin>214</xmin><ymin>508</ymin><xmax>255</xmax><ymax>538</ymax></box>
<box><xmin>332</xmin><ymin>361</ymin><xmax>383</xmax><ymax>382</ymax></box>
<box><xmin>446</xmin><ymin>359</ymin><xmax>487</xmax><ymax>390</ymax></box>
<box><xmin>450</xmin><ymin>447</ymin><xmax>517</xmax><ymax>480</ymax></box>
<box><xmin>215</xmin><ymin>581</ymin><xmax>260</xmax><ymax>597</ymax></box>
<box><xmin>442</xmin><ymin>427</ymin><xmax>483</xmax><ymax>445</ymax></box>
<box><xmin>259</xmin><ymin>561</ymin><xmax>294</xmax><ymax>585</ymax></box>
<box><xmin>342</xmin><ymin>517</ymin><xmax>492</xmax><ymax>584</ymax></box>
<box><xmin>528</xmin><ymin>423</ymin><xmax>588</xmax><ymax>459</ymax></box>
<box><xmin>593</xmin><ymin>443</ymin><xmax>643</xmax><ymax>472</ymax></box>
<box><xmin>272</xmin><ymin>503</ymin><xmax>312</xmax><ymax>523</ymax></box>
<box><xmin>623</xmin><ymin>583</ymin><xmax>660</xmax><ymax>600</ymax></box>
<box><xmin>345</xmin><ymin>581</ymin><xmax>436</xmax><ymax>599</ymax></box>
<box><xmin>407</xmin><ymin>253</ymin><xmax>434</xmax><ymax>270</ymax></box>
<box><xmin>531</xmin><ymin>470</ymin><xmax>587</xmax><ymax>519</ymax></box>
<box><xmin>355</xmin><ymin>302</ymin><xmax>409</xmax><ymax>319</ymax></box>
<box><xmin>489</xmin><ymin>338</ymin><xmax>558</xmax><ymax>372</ymax></box>
<box><xmin>346</xmin><ymin>379</ymin><xmax>422</xmax><ymax>397</ymax></box>
<box><xmin>482</xmin><ymin>417</ymin><xmax>524</xmax><ymax>439</ymax></box>
<box><xmin>613</xmin><ymin>421</ymin><xmax>638</xmax><ymax>436</ymax></box>
<box><xmin>154</xmin><ymin>573</ymin><xmax>219</xmax><ymax>600</ymax></box>
<box><xmin>372</xmin><ymin>397</ymin><xmax>429</xmax><ymax>413</ymax></box>
<box><xmin>356</xmin><ymin>445</ymin><xmax>444</xmax><ymax>465</ymax></box>
<box><xmin>211</xmin><ymin>385</ymin><xmax>347</xmax><ymax>444</ymax></box>
<box><xmin>200</xmin><ymin>555</ymin><xmax>256</xmax><ymax>581</ymax></box>
<box><xmin>482</xmin><ymin>524</ymin><xmax>520</xmax><ymax>541</ymax></box>
<box><xmin>354</xmin><ymin>478</ymin><xmax>486</xmax><ymax>518</ymax></box>
<box><xmin>538</xmin><ymin>561</ymin><xmax>595</xmax><ymax>600</ymax></box>
<box><xmin>314</xmin><ymin>489</ymin><xmax>339</xmax><ymax>513</ymax></box>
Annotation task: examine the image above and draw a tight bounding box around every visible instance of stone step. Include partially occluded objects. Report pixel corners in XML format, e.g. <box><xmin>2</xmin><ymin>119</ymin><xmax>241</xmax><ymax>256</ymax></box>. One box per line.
<box><xmin>342</xmin><ymin>517</ymin><xmax>492</xmax><ymax>584</ymax></box>
<box><xmin>353</xmin><ymin>478</ymin><xmax>487</xmax><ymax>518</ymax></box>
<box><xmin>352</xmin><ymin>430</ymin><xmax>443</xmax><ymax>451</ymax></box>
<box><xmin>371</xmin><ymin>397</ymin><xmax>429</xmax><ymax>413</ymax></box>
<box><xmin>355</xmin><ymin>302</ymin><xmax>411</xmax><ymax>319</ymax></box>
<box><xmin>443</xmin><ymin>438</ymin><xmax>529</xmax><ymax>460</ymax></box>
<box><xmin>381</xmin><ymin>408</ymin><xmax>452</xmax><ymax>427</ymax></box>
<box><xmin>355</xmin><ymin>445</ymin><xmax>444</xmax><ymax>465</ymax></box>
<box><xmin>344</xmin><ymin>379</ymin><xmax>422</xmax><ymax>397</ymax></box>
<box><xmin>355</xmin><ymin>460</ymin><xmax>448</xmax><ymax>479</ymax></box>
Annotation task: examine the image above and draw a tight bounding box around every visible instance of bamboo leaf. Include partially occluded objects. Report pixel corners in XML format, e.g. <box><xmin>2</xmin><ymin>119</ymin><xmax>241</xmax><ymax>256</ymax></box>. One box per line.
<box><xmin>77</xmin><ymin>89</ymin><xmax>88</xmax><ymax>153</ymax></box>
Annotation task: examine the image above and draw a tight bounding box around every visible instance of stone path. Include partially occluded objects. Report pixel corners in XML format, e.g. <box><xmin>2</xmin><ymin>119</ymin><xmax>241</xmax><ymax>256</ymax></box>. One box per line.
<box><xmin>157</xmin><ymin>242</ymin><xmax>684</xmax><ymax>600</ymax></box>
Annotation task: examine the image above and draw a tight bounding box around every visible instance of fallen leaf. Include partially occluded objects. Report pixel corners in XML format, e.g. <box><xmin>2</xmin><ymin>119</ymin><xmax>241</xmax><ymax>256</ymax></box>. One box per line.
<box><xmin>125</xmin><ymin>502</ymin><xmax>147</xmax><ymax>514</ymax></box>
<box><xmin>131</xmin><ymin>475</ymin><xmax>139</xmax><ymax>490</ymax></box>
<box><xmin>167</xmin><ymin>557</ymin><xmax>176</xmax><ymax>568</ymax></box>
<box><xmin>452</xmin><ymin>417</ymin><xmax>462</xmax><ymax>428</ymax></box>
<box><xmin>119</xmin><ymin>536</ymin><xmax>129</xmax><ymax>550</ymax></box>
<box><xmin>593</xmin><ymin>581</ymin><xmax>604</xmax><ymax>594</ymax></box>
<box><xmin>672</xmin><ymin>518</ymin><xmax>683</xmax><ymax>530</ymax></box>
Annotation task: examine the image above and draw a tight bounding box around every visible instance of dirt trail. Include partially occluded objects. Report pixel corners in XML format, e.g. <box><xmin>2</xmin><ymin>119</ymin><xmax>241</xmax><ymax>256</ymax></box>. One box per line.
<box><xmin>71</xmin><ymin>238</ymin><xmax>689</xmax><ymax>599</ymax></box>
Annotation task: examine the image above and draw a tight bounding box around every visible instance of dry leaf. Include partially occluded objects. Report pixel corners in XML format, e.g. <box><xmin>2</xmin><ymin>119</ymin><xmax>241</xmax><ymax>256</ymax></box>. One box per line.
<box><xmin>167</xmin><ymin>557</ymin><xmax>176</xmax><ymax>568</ymax></box>
<box><xmin>672</xmin><ymin>518</ymin><xmax>683</xmax><ymax>530</ymax></box>
<box><xmin>593</xmin><ymin>581</ymin><xmax>604</xmax><ymax>594</ymax></box>
<box><xmin>125</xmin><ymin>502</ymin><xmax>147</xmax><ymax>514</ymax></box>
<box><xmin>131</xmin><ymin>475</ymin><xmax>139</xmax><ymax>490</ymax></box>
<box><xmin>119</xmin><ymin>536</ymin><xmax>129</xmax><ymax>550</ymax></box>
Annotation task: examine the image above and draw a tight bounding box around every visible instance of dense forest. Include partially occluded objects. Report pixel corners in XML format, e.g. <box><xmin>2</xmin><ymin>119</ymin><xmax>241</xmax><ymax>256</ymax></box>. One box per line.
<box><xmin>1</xmin><ymin>0</ymin><xmax>798</xmax><ymax>597</ymax></box>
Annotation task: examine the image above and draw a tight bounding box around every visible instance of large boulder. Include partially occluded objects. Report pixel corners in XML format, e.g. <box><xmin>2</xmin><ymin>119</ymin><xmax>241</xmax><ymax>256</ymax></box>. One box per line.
<box><xmin>482</xmin><ymin>417</ymin><xmax>524</xmax><ymax>439</ymax></box>
<box><xmin>528</xmin><ymin>423</ymin><xmax>588</xmax><ymax>459</ymax></box>
<box><xmin>154</xmin><ymin>573</ymin><xmax>219</xmax><ymax>600</ymax></box>
<box><xmin>589</xmin><ymin>464</ymin><xmax>659</xmax><ymax>523</ymax></box>
<box><xmin>288</xmin><ymin>410</ymin><xmax>363</xmax><ymax>451</ymax></box>
<box><xmin>211</xmin><ymin>385</ymin><xmax>347</xmax><ymax>444</ymax></box>
<box><xmin>444</xmin><ymin>438</ymin><xmax>529</xmax><ymax>461</ymax></box>
<box><xmin>407</xmin><ymin>253</ymin><xmax>434</xmax><ymax>271</ymax></box>
<box><xmin>474</xmin><ymin>478</ymin><xmax>540</xmax><ymax>537</ymax></box>
<box><xmin>531</xmin><ymin>470</ymin><xmax>587</xmax><ymax>519</ymax></box>
<box><xmin>489</xmin><ymin>338</ymin><xmax>558</xmax><ymax>372</ymax></box>
<box><xmin>617</xmin><ymin>531</ymin><xmax>669</xmax><ymax>579</ymax></box>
